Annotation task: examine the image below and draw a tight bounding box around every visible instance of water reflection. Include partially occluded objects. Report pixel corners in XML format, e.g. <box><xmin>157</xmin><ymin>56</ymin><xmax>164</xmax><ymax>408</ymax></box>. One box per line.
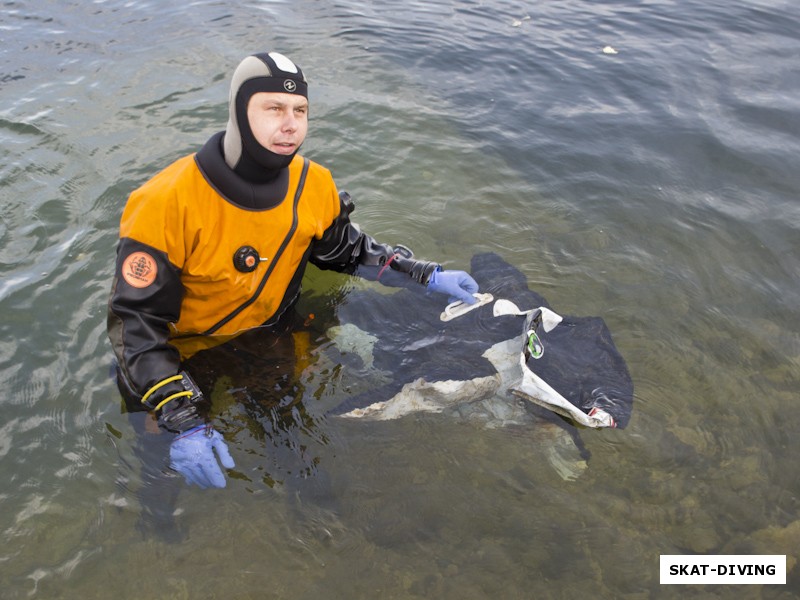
<box><xmin>184</xmin><ymin>314</ymin><xmax>331</xmax><ymax>487</ymax></box>
<box><xmin>113</xmin><ymin>304</ymin><xmax>341</xmax><ymax>539</ymax></box>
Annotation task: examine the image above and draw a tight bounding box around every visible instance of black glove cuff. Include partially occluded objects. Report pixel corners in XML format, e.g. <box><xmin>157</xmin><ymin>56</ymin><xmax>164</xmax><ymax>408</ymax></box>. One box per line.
<box><xmin>141</xmin><ymin>371</ymin><xmax>208</xmax><ymax>434</ymax></box>
<box><xmin>157</xmin><ymin>400</ymin><xmax>205</xmax><ymax>434</ymax></box>
<box><xmin>388</xmin><ymin>254</ymin><xmax>440</xmax><ymax>285</ymax></box>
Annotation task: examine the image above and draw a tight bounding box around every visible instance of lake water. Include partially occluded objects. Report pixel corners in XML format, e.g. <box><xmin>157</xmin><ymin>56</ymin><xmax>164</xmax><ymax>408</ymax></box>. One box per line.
<box><xmin>1</xmin><ymin>0</ymin><xmax>799</xmax><ymax>597</ymax></box>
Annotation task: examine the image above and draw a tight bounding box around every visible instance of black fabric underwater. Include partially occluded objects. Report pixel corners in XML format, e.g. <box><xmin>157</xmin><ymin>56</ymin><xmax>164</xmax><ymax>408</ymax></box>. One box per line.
<box><xmin>332</xmin><ymin>252</ymin><xmax>633</xmax><ymax>428</ymax></box>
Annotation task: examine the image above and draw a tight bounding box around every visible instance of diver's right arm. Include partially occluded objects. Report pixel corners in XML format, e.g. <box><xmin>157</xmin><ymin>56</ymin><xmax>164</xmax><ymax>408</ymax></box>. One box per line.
<box><xmin>107</xmin><ymin>237</ymin><xmax>233</xmax><ymax>488</ymax></box>
<box><xmin>107</xmin><ymin>237</ymin><xmax>206</xmax><ymax>431</ymax></box>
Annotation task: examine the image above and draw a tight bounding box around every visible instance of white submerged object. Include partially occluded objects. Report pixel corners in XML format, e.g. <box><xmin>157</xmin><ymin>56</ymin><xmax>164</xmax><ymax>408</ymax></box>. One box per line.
<box><xmin>602</xmin><ymin>46</ymin><xmax>618</xmax><ymax>55</ymax></box>
<box><xmin>440</xmin><ymin>292</ymin><xmax>494</xmax><ymax>322</ymax></box>
<box><xmin>493</xmin><ymin>299</ymin><xmax>563</xmax><ymax>332</ymax></box>
<box><xmin>511</xmin><ymin>351</ymin><xmax>616</xmax><ymax>428</ymax></box>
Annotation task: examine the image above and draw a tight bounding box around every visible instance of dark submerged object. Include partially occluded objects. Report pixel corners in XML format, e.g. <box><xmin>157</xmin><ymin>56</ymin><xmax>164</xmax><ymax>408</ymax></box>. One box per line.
<box><xmin>333</xmin><ymin>252</ymin><xmax>633</xmax><ymax>429</ymax></box>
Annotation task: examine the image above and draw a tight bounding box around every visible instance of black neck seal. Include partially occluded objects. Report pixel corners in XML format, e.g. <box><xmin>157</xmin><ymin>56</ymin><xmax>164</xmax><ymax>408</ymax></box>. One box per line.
<box><xmin>195</xmin><ymin>131</ymin><xmax>290</xmax><ymax>210</ymax></box>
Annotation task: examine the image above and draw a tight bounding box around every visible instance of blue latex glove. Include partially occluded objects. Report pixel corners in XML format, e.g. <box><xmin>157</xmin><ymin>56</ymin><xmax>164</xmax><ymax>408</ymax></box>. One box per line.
<box><xmin>169</xmin><ymin>425</ymin><xmax>235</xmax><ymax>489</ymax></box>
<box><xmin>427</xmin><ymin>268</ymin><xmax>479</xmax><ymax>305</ymax></box>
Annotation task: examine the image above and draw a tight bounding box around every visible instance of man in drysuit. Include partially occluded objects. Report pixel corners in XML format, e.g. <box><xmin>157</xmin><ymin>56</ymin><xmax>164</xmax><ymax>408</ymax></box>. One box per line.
<box><xmin>107</xmin><ymin>51</ymin><xmax>478</xmax><ymax>489</ymax></box>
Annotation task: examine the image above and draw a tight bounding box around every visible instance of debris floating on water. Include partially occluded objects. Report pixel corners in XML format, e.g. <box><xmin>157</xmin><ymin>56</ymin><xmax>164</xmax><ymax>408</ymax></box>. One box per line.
<box><xmin>602</xmin><ymin>45</ymin><xmax>619</xmax><ymax>55</ymax></box>
<box><xmin>512</xmin><ymin>16</ymin><xmax>531</xmax><ymax>27</ymax></box>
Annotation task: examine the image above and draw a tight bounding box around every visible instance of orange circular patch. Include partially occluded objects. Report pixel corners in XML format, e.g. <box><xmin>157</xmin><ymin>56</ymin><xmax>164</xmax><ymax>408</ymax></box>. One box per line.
<box><xmin>122</xmin><ymin>251</ymin><xmax>158</xmax><ymax>288</ymax></box>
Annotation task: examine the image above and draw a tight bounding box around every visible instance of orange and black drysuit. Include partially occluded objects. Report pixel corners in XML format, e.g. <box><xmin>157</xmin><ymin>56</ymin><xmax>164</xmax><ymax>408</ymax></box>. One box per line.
<box><xmin>107</xmin><ymin>131</ymin><xmax>437</xmax><ymax>431</ymax></box>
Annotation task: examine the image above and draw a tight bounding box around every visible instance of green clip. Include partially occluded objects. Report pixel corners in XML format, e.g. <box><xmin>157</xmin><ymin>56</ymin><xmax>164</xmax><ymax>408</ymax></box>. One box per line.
<box><xmin>526</xmin><ymin>329</ymin><xmax>544</xmax><ymax>359</ymax></box>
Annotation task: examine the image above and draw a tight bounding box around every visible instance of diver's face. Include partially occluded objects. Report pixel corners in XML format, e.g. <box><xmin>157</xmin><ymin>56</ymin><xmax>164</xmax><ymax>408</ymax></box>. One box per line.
<box><xmin>247</xmin><ymin>92</ymin><xmax>308</xmax><ymax>155</ymax></box>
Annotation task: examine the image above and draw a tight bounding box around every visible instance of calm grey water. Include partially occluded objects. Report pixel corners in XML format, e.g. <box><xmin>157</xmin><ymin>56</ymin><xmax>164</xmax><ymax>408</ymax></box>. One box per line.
<box><xmin>1</xmin><ymin>0</ymin><xmax>799</xmax><ymax>598</ymax></box>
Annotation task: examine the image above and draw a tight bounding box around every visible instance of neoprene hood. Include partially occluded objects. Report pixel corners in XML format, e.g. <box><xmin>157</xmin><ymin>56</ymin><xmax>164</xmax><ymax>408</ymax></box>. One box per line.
<box><xmin>223</xmin><ymin>52</ymin><xmax>308</xmax><ymax>181</ymax></box>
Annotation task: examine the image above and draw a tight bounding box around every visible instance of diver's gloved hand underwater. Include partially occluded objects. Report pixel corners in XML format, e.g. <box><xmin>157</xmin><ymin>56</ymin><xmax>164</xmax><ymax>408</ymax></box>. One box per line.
<box><xmin>169</xmin><ymin>426</ymin><xmax>235</xmax><ymax>489</ymax></box>
<box><xmin>141</xmin><ymin>371</ymin><xmax>235</xmax><ymax>489</ymax></box>
<box><xmin>427</xmin><ymin>268</ymin><xmax>479</xmax><ymax>305</ymax></box>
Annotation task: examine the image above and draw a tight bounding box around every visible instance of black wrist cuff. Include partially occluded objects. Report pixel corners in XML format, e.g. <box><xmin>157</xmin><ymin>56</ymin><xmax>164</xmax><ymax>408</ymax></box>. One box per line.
<box><xmin>157</xmin><ymin>400</ymin><xmax>205</xmax><ymax>434</ymax></box>
<box><xmin>389</xmin><ymin>255</ymin><xmax>440</xmax><ymax>285</ymax></box>
<box><xmin>146</xmin><ymin>371</ymin><xmax>209</xmax><ymax>434</ymax></box>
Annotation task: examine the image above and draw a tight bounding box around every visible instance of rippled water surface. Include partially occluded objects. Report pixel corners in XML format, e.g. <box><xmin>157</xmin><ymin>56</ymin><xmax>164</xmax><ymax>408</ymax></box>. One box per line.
<box><xmin>1</xmin><ymin>0</ymin><xmax>799</xmax><ymax>598</ymax></box>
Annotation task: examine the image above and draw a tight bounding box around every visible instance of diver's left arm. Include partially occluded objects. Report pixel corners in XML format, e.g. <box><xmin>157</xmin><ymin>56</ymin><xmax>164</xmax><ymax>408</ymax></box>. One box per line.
<box><xmin>309</xmin><ymin>191</ymin><xmax>479</xmax><ymax>304</ymax></box>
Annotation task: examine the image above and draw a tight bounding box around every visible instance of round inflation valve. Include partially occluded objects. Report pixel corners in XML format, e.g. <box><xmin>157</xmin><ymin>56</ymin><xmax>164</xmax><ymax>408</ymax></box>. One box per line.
<box><xmin>233</xmin><ymin>246</ymin><xmax>261</xmax><ymax>273</ymax></box>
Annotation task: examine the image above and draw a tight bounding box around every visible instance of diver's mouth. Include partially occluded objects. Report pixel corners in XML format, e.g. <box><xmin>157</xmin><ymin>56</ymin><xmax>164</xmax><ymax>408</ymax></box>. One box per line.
<box><xmin>271</xmin><ymin>142</ymin><xmax>297</xmax><ymax>155</ymax></box>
